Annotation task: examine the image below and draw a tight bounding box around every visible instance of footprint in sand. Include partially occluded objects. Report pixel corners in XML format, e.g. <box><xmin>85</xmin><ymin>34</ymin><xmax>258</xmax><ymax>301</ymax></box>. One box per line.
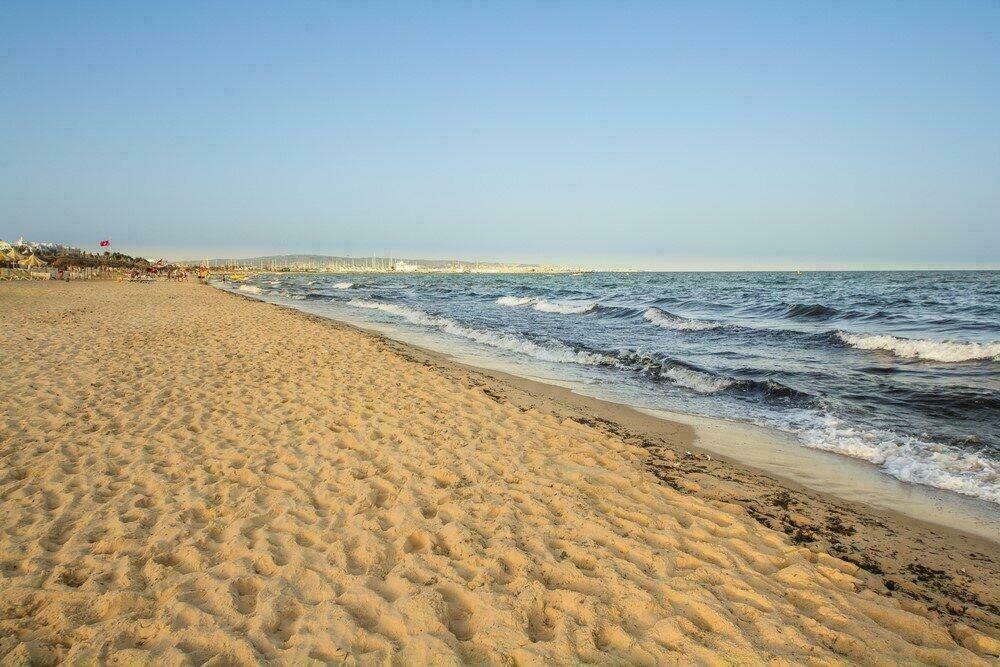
<box><xmin>231</xmin><ymin>576</ymin><xmax>261</xmax><ymax>615</ymax></box>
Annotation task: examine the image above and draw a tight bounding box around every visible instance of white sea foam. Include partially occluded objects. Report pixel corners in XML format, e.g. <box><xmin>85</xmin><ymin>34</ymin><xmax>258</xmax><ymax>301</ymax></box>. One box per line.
<box><xmin>495</xmin><ymin>295</ymin><xmax>597</xmax><ymax>314</ymax></box>
<box><xmin>348</xmin><ymin>299</ymin><xmax>611</xmax><ymax>366</ymax></box>
<box><xmin>333</xmin><ymin>282</ymin><xmax>354</xmax><ymax>289</ymax></box>
<box><xmin>836</xmin><ymin>331</ymin><xmax>1000</xmax><ymax>363</ymax></box>
<box><xmin>784</xmin><ymin>411</ymin><xmax>1000</xmax><ymax>504</ymax></box>
<box><xmin>533</xmin><ymin>300</ymin><xmax>597</xmax><ymax>314</ymax></box>
<box><xmin>658</xmin><ymin>366</ymin><xmax>733</xmax><ymax>393</ymax></box>
<box><xmin>643</xmin><ymin>307</ymin><xmax>721</xmax><ymax>331</ymax></box>
<box><xmin>496</xmin><ymin>296</ymin><xmax>535</xmax><ymax>307</ymax></box>
<box><xmin>238</xmin><ymin>284</ymin><xmax>263</xmax><ymax>294</ymax></box>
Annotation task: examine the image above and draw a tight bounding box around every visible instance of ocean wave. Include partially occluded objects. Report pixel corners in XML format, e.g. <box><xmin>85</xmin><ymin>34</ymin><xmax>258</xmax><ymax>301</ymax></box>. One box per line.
<box><xmin>783</xmin><ymin>303</ymin><xmax>840</xmax><ymax>320</ymax></box>
<box><xmin>534</xmin><ymin>299</ymin><xmax>597</xmax><ymax>314</ymax></box>
<box><xmin>595</xmin><ymin>305</ymin><xmax>643</xmax><ymax>319</ymax></box>
<box><xmin>773</xmin><ymin>303</ymin><xmax>906</xmax><ymax>322</ymax></box>
<box><xmin>238</xmin><ymin>284</ymin><xmax>263</xmax><ymax>294</ymax></box>
<box><xmin>348</xmin><ymin>300</ymin><xmax>612</xmax><ymax>366</ymax></box>
<box><xmin>836</xmin><ymin>331</ymin><xmax>1000</xmax><ymax>363</ymax></box>
<box><xmin>496</xmin><ymin>295</ymin><xmax>597</xmax><ymax>314</ymax></box>
<box><xmin>614</xmin><ymin>350</ymin><xmax>810</xmax><ymax>399</ymax></box>
<box><xmin>657</xmin><ymin>366</ymin><xmax>734</xmax><ymax>393</ymax></box>
<box><xmin>643</xmin><ymin>307</ymin><xmax>721</xmax><ymax>331</ymax></box>
<box><xmin>332</xmin><ymin>282</ymin><xmax>354</xmax><ymax>289</ymax></box>
<box><xmin>348</xmin><ymin>298</ymin><xmax>785</xmax><ymax>399</ymax></box>
<box><xmin>789</xmin><ymin>411</ymin><xmax>1000</xmax><ymax>504</ymax></box>
<box><xmin>617</xmin><ymin>352</ymin><xmax>736</xmax><ymax>395</ymax></box>
<box><xmin>731</xmin><ymin>378</ymin><xmax>810</xmax><ymax>402</ymax></box>
<box><xmin>496</xmin><ymin>296</ymin><xmax>535</xmax><ymax>307</ymax></box>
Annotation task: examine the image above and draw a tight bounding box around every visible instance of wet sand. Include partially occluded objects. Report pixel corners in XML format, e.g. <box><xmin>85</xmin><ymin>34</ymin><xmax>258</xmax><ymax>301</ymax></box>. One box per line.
<box><xmin>1</xmin><ymin>281</ymin><xmax>997</xmax><ymax>663</ymax></box>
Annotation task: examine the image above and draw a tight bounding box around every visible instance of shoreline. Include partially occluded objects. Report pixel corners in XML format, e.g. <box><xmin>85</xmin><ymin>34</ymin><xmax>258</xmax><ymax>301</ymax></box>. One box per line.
<box><xmin>217</xmin><ymin>285</ymin><xmax>1000</xmax><ymax>630</ymax></box>
<box><xmin>219</xmin><ymin>281</ymin><xmax>1000</xmax><ymax>542</ymax></box>
<box><xmin>2</xmin><ymin>281</ymin><xmax>997</xmax><ymax>662</ymax></box>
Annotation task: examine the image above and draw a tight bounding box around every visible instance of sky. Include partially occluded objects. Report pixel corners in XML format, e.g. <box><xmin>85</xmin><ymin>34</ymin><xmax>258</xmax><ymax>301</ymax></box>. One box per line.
<box><xmin>2</xmin><ymin>1</ymin><xmax>999</xmax><ymax>270</ymax></box>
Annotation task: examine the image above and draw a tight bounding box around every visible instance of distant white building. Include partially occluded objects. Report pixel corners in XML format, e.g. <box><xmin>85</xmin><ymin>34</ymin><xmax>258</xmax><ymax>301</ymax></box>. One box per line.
<box><xmin>394</xmin><ymin>261</ymin><xmax>422</xmax><ymax>272</ymax></box>
<box><xmin>9</xmin><ymin>237</ymin><xmax>83</xmax><ymax>254</ymax></box>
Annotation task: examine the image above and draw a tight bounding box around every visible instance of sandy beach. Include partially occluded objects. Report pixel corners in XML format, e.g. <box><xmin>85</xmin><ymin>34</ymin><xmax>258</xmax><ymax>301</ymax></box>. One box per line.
<box><xmin>1</xmin><ymin>281</ymin><xmax>998</xmax><ymax>664</ymax></box>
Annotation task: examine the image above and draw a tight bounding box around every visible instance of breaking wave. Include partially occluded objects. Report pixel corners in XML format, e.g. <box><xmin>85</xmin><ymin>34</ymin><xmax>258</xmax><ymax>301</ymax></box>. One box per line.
<box><xmin>788</xmin><ymin>411</ymin><xmax>1000</xmax><ymax>503</ymax></box>
<box><xmin>657</xmin><ymin>366</ymin><xmax>734</xmax><ymax>393</ymax></box>
<box><xmin>643</xmin><ymin>307</ymin><xmax>721</xmax><ymax>331</ymax></box>
<box><xmin>496</xmin><ymin>296</ymin><xmax>534</xmax><ymax>307</ymax></box>
<box><xmin>332</xmin><ymin>282</ymin><xmax>354</xmax><ymax>289</ymax></box>
<box><xmin>836</xmin><ymin>331</ymin><xmax>1000</xmax><ymax>363</ymax></box>
<box><xmin>349</xmin><ymin>299</ymin><xmax>806</xmax><ymax>402</ymax></box>
<box><xmin>238</xmin><ymin>284</ymin><xmax>263</xmax><ymax>294</ymax></box>
<box><xmin>533</xmin><ymin>300</ymin><xmax>597</xmax><ymax>314</ymax></box>
<box><xmin>614</xmin><ymin>351</ymin><xmax>808</xmax><ymax>401</ymax></box>
<box><xmin>496</xmin><ymin>295</ymin><xmax>597</xmax><ymax>314</ymax></box>
<box><xmin>347</xmin><ymin>300</ymin><xmax>612</xmax><ymax>365</ymax></box>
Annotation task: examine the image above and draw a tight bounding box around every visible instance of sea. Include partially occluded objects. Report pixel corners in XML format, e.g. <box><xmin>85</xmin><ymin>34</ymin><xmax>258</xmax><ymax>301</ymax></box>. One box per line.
<box><xmin>223</xmin><ymin>271</ymin><xmax>1000</xmax><ymax>506</ymax></box>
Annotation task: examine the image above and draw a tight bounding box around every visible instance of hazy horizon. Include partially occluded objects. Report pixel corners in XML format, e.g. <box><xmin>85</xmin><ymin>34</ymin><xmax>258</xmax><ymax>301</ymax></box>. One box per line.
<box><xmin>5</xmin><ymin>238</ymin><xmax>999</xmax><ymax>273</ymax></box>
<box><xmin>3</xmin><ymin>2</ymin><xmax>998</xmax><ymax>270</ymax></box>
<box><xmin>157</xmin><ymin>249</ymin><xmax>1000</xmax><ymax>272</ymax></box>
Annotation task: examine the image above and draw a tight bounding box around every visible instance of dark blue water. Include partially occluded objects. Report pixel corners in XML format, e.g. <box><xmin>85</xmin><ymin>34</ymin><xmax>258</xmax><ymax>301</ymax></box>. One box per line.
<box><xmin>228</xmin><ymin>271</ymin><xmax>1000</xmax><ymax>504</ymax></box>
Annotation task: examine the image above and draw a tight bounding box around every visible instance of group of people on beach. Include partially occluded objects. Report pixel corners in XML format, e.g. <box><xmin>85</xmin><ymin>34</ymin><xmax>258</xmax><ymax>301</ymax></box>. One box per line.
<box><xmin>118</xmin><ymin>267</ymin><xmax>192</xmax><ymax>283</ymax></box>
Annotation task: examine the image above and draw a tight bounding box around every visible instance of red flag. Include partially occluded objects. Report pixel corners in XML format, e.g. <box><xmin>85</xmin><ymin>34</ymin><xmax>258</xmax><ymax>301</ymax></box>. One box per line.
<box><xmin>99</xmin><ymin>239</ymin><xmax>110</xmax><ymax>247</ymax></box>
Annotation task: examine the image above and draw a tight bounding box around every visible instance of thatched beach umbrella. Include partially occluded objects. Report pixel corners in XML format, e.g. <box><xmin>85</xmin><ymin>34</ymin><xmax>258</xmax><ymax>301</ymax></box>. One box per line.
<box><xmin>20</xmin><ymin>254</ymin><xmax>47</xmax><ymax>268</ymax></box>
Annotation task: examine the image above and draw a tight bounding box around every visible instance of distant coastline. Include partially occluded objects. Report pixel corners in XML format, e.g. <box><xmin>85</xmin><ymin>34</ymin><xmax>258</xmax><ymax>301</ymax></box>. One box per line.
<box><xmin>182</xmin><ymin>253</ymin><xmax>593</xmax><ymax>274</ymax></box>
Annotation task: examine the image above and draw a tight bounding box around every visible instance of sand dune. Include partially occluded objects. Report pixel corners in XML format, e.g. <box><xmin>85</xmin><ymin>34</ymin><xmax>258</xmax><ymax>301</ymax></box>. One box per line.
<box><xmin>1</xmin><ymin>282</ymin><xmax>996</xmax><ymax>664</ymax></box>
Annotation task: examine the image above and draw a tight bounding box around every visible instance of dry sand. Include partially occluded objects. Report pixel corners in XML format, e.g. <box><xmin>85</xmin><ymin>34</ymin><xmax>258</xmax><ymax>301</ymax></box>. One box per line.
<box><xmin>1</xmin><ymin>281</ymin><xmax>998</xmax><ymax>664</ymax></box>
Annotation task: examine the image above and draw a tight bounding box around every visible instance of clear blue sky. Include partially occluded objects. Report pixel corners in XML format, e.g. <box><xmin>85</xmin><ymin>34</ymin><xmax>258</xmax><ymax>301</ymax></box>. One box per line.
<box><xmin>2</xmin><ymin>1</ymin><xmax>998</xmax><ymax>269</ymax></box>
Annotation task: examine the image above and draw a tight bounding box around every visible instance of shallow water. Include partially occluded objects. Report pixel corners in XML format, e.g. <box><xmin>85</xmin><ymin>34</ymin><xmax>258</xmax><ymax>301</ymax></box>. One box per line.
<box><xmin>230</xmin><ymin>271</ymin><xmax>1000</xmax><ymax>504</ymax></box>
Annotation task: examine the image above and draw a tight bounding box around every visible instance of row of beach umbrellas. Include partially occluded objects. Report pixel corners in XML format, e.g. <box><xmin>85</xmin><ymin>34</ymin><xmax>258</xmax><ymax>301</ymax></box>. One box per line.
<box><xmin>2</xmin><ymin>248</ymin><xmax>48</xmax><ymax>267</ymax></box>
